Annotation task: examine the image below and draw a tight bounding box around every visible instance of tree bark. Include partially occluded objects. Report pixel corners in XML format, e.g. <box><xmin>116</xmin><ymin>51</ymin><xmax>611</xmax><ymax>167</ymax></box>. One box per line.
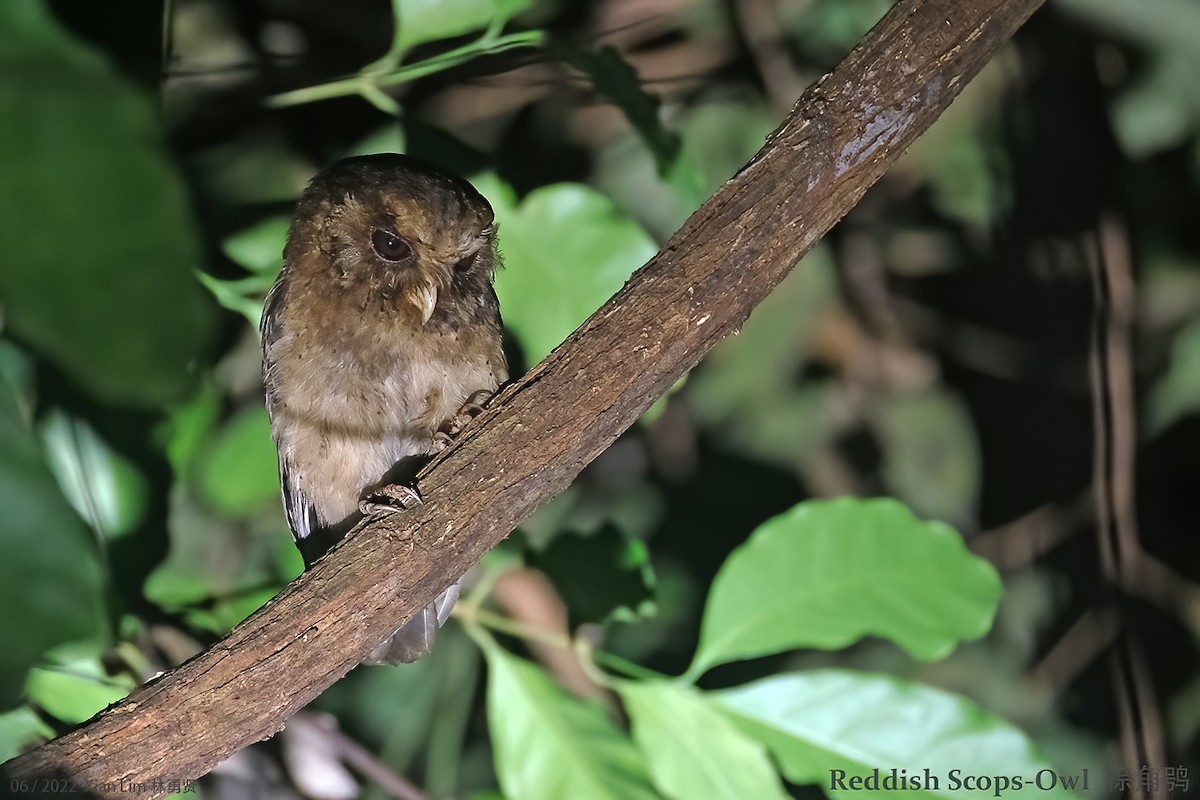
<box><xmin>4</xmin><ymin>0</ymin><xmax>1044</xmax><ymax>795</ymax></box>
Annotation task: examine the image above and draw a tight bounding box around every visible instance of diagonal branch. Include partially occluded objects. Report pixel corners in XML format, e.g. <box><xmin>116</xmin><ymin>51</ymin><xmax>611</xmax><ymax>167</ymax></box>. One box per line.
<box><xmin>4</xmin><ymin>0</ymin><xmax>1043</xmax><ymax>795</ymax></box>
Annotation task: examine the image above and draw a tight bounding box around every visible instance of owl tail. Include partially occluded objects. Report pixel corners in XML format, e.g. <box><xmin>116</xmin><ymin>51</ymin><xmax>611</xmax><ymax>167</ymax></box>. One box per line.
<box><xmin>365</xmin><ymin>581</ymin><xmax>461</xmax><ymax>665</ymax></box>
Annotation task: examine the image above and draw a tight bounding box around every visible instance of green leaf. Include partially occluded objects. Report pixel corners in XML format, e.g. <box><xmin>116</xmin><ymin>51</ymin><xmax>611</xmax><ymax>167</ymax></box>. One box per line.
<box><xmin>1113</xmin><ymin>51</ymin><xmax>1198</xmax><ymax>158</ymax></box>
<box><xmin>1054</xmin><ymin>0</ymin><xmax>1200</xmax><ymax>157</ymax></box>
<box><xmin>197</xmin><ymin>271</ymin><xmax>275</xmax><ymax>328</ymax></box>
<box><xmin>558</xmin><ymin>44</ymin><xmax>710</xmax><ymax>220</ymax></box>
<box><xmin>556</xmin><ymin>46</ymin><xmax>682</xmax><ymax>172</ymax></box>
<box><xmin>617</xmin><ymin>680</ymin><xmax>788</xmax><ymax>800</ymax></box>
<box><xmin>39</xmin><ymin>410</ymin><xmax>147</xmax><ymax>539</ymax></box>
<box><xmin>161</xmin><ymin>384</ymin><xmax>222</xmax><ymax>478</ymax></box>
<box><xmin>144</xmin><ymin>507</ymin><xmax>292</xmax><ymax>624</ymax></box>
<box><xmin>0</xmin><ymin>706</ymin><xmax>53</xmax><ymax>761</ymax></box>
<box><xmin>598</xmin><ymin>98</ymin><xmax>777</xmax><ymax>240</ymax></box>
<box><xmin>146</xmin><ymin>405</ymin><xmax>291</xmax><ymax>617</ymax></box>
<box><xmin>25</xmin><ymin>661</ymin><xmax>134</xmax><ymax>725</ymax></box>
<box><xmin>0</xmin><ymin>1</ymin><xmax>216</xmax><ymax>407</ymax></box>
<box><xmin>1055</xmin><ymin>0</ymin><xmax>1200</xmax><ymax>55</ymax></box>
<box><xmin>714</xmin><ymin>670</ymin><xmax>1076</xmax><ymax>799</ymax></box>
<box><xmin>784</xmin><ymin>0</ymin><xmax>894</xmax><ymax>59</ymax></box>
<box><xmin>480</xmin><ymin>639</ymin><xmax>660</xmax><ymax>800</ymax></box>
<box><xmin>197</xmin><ymin>407</ymin><xmax>281</xmax><ymax>517</ymax></box>
<box><xmin>0</xmin><ymin>340</ymin><xmax>36</xmax><ymax>406</ymax></box>
<box><xmin>478</xmin><ymin>175</ymin><xmax>658</xmax><ymax>365</ymax></box>
<box><xmin>222</xmin><ymin>217</ymin><xmax>291</xmax><ymax>274</ymax></box>
<box><xmin>0</xmin><ymin>371</ymin><xmax>107</xmax><ymax>706</ymax></box>
<box><xmin>393</xmin><ymin>0</ymin><xmax>533</xmax><ymax>54</ymax></box>
<box><xmin>689</xmin><ymin>498</ymin><xmax>1001</xmax><ymax>677</ymax></box>
<box><xmin>183</xmin><ymin>587</ymin><xmax>279</xmax><ymax>634</ymax></box>
<box><xmin>923</xmin><ymin>129</ymin><xmax>1002</xmax><ymax>226</ymax></box>
<box><xmin>143</xmin><ymin>566</ymin><xmax>213</xmax><ymax>612</ymax></box>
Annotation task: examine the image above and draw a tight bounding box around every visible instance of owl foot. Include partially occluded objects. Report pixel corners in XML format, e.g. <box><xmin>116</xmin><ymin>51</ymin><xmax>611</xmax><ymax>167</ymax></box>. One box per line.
<box><xmin>432</xmin><ymin>389</ymin><xmax>495</xmax><ymax>452</ymax></box>
<box><xmin>359</xmin><ymin>483</ymin><xmax>422</xmax><ymax>517</ymax></box>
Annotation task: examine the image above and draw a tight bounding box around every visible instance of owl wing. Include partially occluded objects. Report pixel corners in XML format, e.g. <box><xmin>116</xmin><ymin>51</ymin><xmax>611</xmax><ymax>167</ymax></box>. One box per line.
<box><xmin>262</xmin><ymin>275</ymin><xmax>322</xmax><ymax>553</ymax></box>
<box><xmin>278</xmin><ymin>458</ymin><xmax>320</xmax><ymax>545</ymax></box>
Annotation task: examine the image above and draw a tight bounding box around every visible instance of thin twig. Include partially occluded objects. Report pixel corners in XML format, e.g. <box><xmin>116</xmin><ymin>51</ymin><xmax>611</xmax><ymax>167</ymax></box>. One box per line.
<box><xmin>490</xmin><ymin>569</ymin><xmax>607</xmax><ymax>701</ymax></box>
<box><xmin>1025</xmin><ymin>605</ymin><xmax>1119</xmax><ymax>695</ymax></box>
<box><xmin>1088</xmin><ymin>216</ymin><xmax>1167</xmax><ymax>799</ymax></box>
<box><xmin>329</xmin><ymin>726</ymin><xmax>430</xmax><ymax>800</ymax></box>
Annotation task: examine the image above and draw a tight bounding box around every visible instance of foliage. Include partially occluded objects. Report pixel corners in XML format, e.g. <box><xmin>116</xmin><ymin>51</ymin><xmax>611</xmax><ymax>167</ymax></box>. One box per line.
<box><xmin>2</xmin><ymin>0</ymin><xmax>1198</xmax><ymax>797</ymax></box>
<box><xmin>464</xmin><ymin>499</ymin><xmax>1069</xmax><ymax>800</ymax></box>
<box><xmin>0</xmin><ymin>2</ymin><xmax>216</xmax><ymax>408</ymax></box>
<box><xmin>688</xmin><ymin>499</ymin><xmax>1001</xmax><ymax>676</ymax></box>
<box><xmin>0</xmin><ymin>368</ymin><xmax>107</xmax><ymax>707</ymax></box>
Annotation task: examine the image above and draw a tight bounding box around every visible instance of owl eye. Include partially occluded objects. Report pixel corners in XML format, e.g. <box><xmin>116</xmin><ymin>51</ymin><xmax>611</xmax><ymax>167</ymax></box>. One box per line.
<box><xmin>455</xmin><ymin>250</ymin><xmax>479</xmax><ymax>272</ymax></box>
<box><xmin>371</xmin><ymin>229</ymin><xmax>412</xmax><ymax>262</ymax></box>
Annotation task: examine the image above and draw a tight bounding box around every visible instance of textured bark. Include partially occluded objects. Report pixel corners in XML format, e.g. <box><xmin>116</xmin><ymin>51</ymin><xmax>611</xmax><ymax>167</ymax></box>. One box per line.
<box><xmin>4</xmin><ymin>0</ymin><xmax>1044</xmax><ymax>795</ymax></box>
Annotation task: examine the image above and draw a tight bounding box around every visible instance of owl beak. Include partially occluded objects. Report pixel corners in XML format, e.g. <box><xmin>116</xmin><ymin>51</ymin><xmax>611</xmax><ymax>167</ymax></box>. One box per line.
<box><xmin>408</xmin><ymin>282</ymin><xmax>438</xmax><ymax>324</ymax></box>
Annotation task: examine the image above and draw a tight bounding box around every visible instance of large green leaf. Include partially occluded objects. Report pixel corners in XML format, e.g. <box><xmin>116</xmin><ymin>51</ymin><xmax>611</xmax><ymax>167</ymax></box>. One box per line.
<box><xmin>689</xmin><ymin>498</ymin><xmax>1001</xmax><ymax>677</ymax></box>
<box><xmin>0</xmin><ymin>370</ymin><xmax>107</xmax><ymax>705</ymax></box>
<box><xmin>714</xmin><ymin>670</ymin><xmax>1077</xmax><ymax>799</ymax></box>
<box><xmin>478</xmin><ymin>175</ymin><xmax>658</xmax><ymax>365</ymax></box>
<box><xmin>617</xmin><ymin>680</ymin><xmax>788</xmax><ymax>800</ymax></box>
<box><xmin>481</xmin><ymin>639</ymin><xmax>660</xmax><ymax>800</ymax></box>
<box><xmin>0</xmin><ymin>1</ymin><xmax>216</xmax><ymax>407</ymax></box>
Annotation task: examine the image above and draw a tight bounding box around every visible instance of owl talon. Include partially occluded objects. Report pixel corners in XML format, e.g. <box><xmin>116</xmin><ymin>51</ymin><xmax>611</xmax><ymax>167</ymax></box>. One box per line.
<box><xmin>439</xmin><ymin>389</ymin><xmax>495</xmax><ymax>441</ymax></box>
<box><xmin>359</xmin><ymin>484</ymin><xmax>422</xmax><ymax>516</ymax></box>
<box><xmin>463</xmin><ymin>387</ymin><xmax>494</xmax><ymax>409</ymax></box>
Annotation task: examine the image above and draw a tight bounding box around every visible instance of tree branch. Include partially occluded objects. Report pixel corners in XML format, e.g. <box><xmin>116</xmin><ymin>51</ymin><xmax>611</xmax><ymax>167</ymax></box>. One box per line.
<box><xmin>4</xmin><ymin>0</ymin><xmax>1044</xmax><ymax>795</ymax></box>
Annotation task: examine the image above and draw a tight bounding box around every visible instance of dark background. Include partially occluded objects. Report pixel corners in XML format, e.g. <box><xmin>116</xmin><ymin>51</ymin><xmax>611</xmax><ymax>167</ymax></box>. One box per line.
<box><xmin>1</xmin><ymin>0</ymin><xmax>1197</xmax><ymax>797</ymax></box>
